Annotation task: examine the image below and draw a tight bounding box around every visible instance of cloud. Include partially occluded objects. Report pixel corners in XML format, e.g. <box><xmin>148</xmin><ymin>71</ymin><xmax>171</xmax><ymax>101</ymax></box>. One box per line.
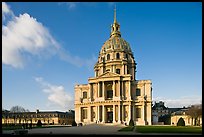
<box><xmin>65</xmin><ymin>2</ymin><xmax>78</xmax><ymax>9</ymax></box>
<box><xmin>2</xmin><ymin>3</ymin><xmax>59</xmax><ymax>68</ymax></box>
<box><xmin>153</xmin><ymin>96</ymin><xmax>202</xmax><ymax>108</ymax></box>
<box><xmin>2</xmin><ymin>2</ymin><xmax>14</xmax><ymax>20</ymax></box>
<box><xmin>2</xmin><ymin>2</ymin><xmax>97</xmax><ymax>69</ymax></box>
<box><xmin>58</xmin><ymin>2</ymin><xmax>116</xmax><ymax>9</ymax></box>
<box><xmin>35</xmin><ymin>77</ymin><xmax>74</xmax><ymax>110</ymax></box>
<box><xmin>58</xmin><ymin>2</ymin><xmax>79</xmax><ymax>9</ymax></box>
<box><xmin>107</xmin><ymin>2</ymin><xmax>116</xmax><ymax>7</ymax></box>
<box><xmin>59</xmin><ymin>49</ymin><xmax>97</xmax><ymax>68</ymax></box>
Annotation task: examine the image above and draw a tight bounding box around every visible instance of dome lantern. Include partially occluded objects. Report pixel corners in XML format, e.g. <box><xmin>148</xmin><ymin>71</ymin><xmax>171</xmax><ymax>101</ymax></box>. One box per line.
<box><xmin>110</xmin><ymin>6</ymin><xmax>121</xmax><ymax>38</ymax></box>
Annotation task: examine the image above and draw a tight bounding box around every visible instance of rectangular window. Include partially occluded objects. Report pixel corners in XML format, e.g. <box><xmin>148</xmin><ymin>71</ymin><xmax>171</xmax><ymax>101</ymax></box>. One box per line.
<box><xmin>107</xmin><ymin>90</ymin><xmax>113</xmax><ymax>99</ymax></box>
<box><xmin>83</xmin><ymin>92</ymin><xmax>87</xmax><ymax>99</ymax></box>
<box><xmin>136</xmin><ymin>88</ymin><xmax>141</xmax><ymax>96</ymax></box>
<box><xmin>82</xmin><ymin>109</ymin><xmax>87</xmax><ymax>119</ymax></box>
<box><xmin>136</xmin><ymin>108</ymin><xmax>141</xmax><ymax>118</ymax></box>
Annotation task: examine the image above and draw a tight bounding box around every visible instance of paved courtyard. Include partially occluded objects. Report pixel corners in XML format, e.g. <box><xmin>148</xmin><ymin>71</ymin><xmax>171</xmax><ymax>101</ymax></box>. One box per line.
<box><xmin>3</xmin><ymin>123</ymin><xmax>139</xmax><ymax>135</ymax></box>
<box><xmin>2</xmin><ymin>124</ymin><xmax>202</xmax><ymax>135</ymax></box>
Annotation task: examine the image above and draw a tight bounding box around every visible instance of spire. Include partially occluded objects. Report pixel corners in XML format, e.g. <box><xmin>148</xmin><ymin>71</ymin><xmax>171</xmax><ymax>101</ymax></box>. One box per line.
<box><xmin>110</xmin><ymin>6</ymin><xmax>121</xmax><ymax>38</ymax></box>
<box><xmin>114</xmin><ymin>5</ymin><xmax>117</xmax><ymax>23</ymax></box>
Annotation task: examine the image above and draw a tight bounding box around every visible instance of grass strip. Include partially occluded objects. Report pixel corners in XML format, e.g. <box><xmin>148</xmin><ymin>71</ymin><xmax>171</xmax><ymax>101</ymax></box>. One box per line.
<box><xmin>135</xmin><ymin>126</ymin><xmax>202</xmax><ymax>134</ymax></box>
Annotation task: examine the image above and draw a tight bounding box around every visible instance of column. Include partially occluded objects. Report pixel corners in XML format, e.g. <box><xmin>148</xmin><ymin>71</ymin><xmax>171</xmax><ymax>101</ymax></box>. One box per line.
<box><xmin>118</xmin><ymin>104</ymin><xmax>121</xmax><ymax>123</ymax></box>
<box><xmin>98</xmin><ymin>82</ymin><xmax>100</xmax><ymax>97</ymax></box>
<box><xmin>129</xmin><ymin>81</ymin><xmax>131</xmax><ymax>100</ymax></box>
<box><xmin>102</xmin><ymin>81</ymin><xmax>105</xmax><ymax>100</ymax></box>
<box><xmin>89</xmin><ymin>84</ymin><xmax>92</xmax><ymax>101</ymax></box>
<box><xmin>128</xmin><ymin>105</ymin><xmax>131</xmax><ymax>122</ymax></box>
<box><xmin>113</xmin><ymin>65</ymin><xmax>116</xmax><ymax>73</ymax></box>
<box><xmin>121</xmin><ymin>105</ymin><xmax>124</xmax><ymax>122</ymax></box>
<box><xmin>97</xmin><ymin>106</ymin><xmax>100</xmax><ymax>123</ymax></box>
<box><xmin>124</xmin><ymin>65</ymin><xmax>126</xmax><ymax>74</ymax></box>
<box><xmin>113</xmin><ymin>105</ymin><xmax>115</xmax><ymax>123</ymax></box>
<box><xmin>79</xmin><ymin>107</ymin><xmax>81</xmax><ymax>122</ymax></box>
<box><xmin>96</xmin><ymin>106</ymin><xmax>98</xmax><ymax>123</ymax></box>
<box><xmin>89</xmin><ymin>106</ymin><xmax>91</xmax><ymax>123</ymax></box>
<box><xmin>122</xmin><ymin>64</ymin><xmax>124</xmax><ymax>74</ymax></box>
<box><xmin>102</xmin><ymin>105</ymin><xmax>105</xmax><ymax>123</ymax></box>
<box><xmin>132</xmin><ymin>65</ymin><xmax>135</xmax><ymax>80</ymax></box>
<box><xmin>111</xmin><ymin>65</ymin><xmax>113</xmax><ymax>72</ymax></box>
<box><xmin>118</xmin><ymin>80</ymin><xmax>121</xmax><ymax>100</ymax></box>
<box><xmin>80</xmin><ymin>88</ymin><xmax>82</xmax><ymax>99</ymax></box>
<box><xmin>113</xmin><ymin>81</ymin><xmax>115</xmax><ymax>97</ymax></box>
<box><xmin>144</xmin><ymin>101</ymin><xmax>146</xmax><ymax>124</ymax></box>
<box><xmin>142</xmin><ymin>102</ymin><xmax>145</xmax><ymax>123</ymax></box>
<box><xmin>133</xmin><ymin>105</ymin><xmax>135</xmax><ymax>121</ymax></box>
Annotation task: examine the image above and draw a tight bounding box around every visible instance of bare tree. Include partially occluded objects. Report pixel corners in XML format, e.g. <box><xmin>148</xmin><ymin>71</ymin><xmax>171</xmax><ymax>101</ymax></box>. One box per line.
<box><xmin>10</xmin><ymin>106</ymin><xmax>29</xmax><ymax>125</ymax></box>
<box><xmin>186</xmin><ymin>104</ymin><xmax>202</xmax><ymax>126</ymax></box>
<box><xmin>10</xmin><ymin>105</ymin><xmax>27</xmax><ymax>112</ymax></box>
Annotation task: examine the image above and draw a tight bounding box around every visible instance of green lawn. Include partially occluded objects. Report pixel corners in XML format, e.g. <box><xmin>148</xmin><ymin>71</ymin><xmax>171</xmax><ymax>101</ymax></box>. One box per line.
<box><xmin>135</xmin><ymin>126</ymin><xmax>202</xmax><ymax>134</ymax></box>
<box><xmin>118</xmin><ymin>125</ymin><xmax>202</xmax><ymax>134</ymax></box>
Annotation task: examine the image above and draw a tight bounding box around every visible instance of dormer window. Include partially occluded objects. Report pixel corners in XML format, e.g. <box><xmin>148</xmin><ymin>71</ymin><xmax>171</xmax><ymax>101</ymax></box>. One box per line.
<box><xmin>107</xmin><ymin>54</ymin><xmax>110</xmax><ymax>60</ymax></box>
<box><xmin>116</xmin><ymin>69</ymin><xmax>120</xmax><ymax>74</ymax></box>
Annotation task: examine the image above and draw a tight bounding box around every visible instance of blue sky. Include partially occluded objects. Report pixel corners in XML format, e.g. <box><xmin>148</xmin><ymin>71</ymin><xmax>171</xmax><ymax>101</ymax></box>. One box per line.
<box><xmin>2</xmin><ymin>2</ymin><xmax>202</xmax><ymax>112</ymax></box>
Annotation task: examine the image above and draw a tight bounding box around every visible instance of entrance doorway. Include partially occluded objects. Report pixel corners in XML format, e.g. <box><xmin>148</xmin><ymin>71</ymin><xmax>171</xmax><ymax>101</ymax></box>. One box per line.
<box><xmin>107</xmin><ymin>112</ymin><xmax>113</xmax><ymax>123</ymax></box>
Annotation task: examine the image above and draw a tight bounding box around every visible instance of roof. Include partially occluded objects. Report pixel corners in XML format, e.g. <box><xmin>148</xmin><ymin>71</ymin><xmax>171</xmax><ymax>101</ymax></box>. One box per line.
<box><xmin>100</xmin><ymin>36</ymin><xmax>132</xmax><ymax>54</ymax></box>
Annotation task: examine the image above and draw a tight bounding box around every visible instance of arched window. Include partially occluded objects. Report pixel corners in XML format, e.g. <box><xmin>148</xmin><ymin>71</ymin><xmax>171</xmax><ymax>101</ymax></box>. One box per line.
<box><xmin>83</xmin><ymin>91</ymin><xmax>87</xmax><ymax>99</ymax></box>
<box><xmin>107</xmin><ymin>54</ymin><xmax>110</xmax><ymax>60</ymax></box>
<box><xmin>126</xmin><ymin>54</ymin><xmax>128</xmax><ymax>60</ymax></box>
<box><xmin>127</xmin><ymin>68</ymin><xmax>130</xmax><ymax>74</ymax></box>
<box><xmin>116</xmin><ymin>53</ymin><xmax>120</xmax><ymax>59</ymax></box>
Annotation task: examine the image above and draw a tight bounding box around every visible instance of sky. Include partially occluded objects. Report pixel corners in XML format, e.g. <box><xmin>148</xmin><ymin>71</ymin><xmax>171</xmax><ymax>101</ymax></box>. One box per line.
<box><xmin>2</xmin><ymin>2</ymin><xmax>202</xmax><ymax>112</ymax></box>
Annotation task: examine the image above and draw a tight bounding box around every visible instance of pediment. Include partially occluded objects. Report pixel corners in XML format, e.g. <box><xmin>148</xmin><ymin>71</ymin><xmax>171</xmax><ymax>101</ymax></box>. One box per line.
<box><xmin>98</xmin><ymin>71</ymin><xmax>120</xmax><ymax>78</ymax></box>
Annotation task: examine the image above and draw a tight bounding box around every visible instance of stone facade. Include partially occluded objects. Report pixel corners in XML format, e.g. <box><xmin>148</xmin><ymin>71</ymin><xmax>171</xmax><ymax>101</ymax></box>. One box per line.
<box><xmin>2</xmin><ymin>109</ymin><xmax>75</xmax><ymax>125</ymax></box>
<box><xmin>171</xmin><ymin>109</ymin><xmax>202</xmax><ymax>126</ymax></box>
<box><xmin>75</xmin><ymin>8</ymin><xmax>152</xmax><ymax>125</ymax></box>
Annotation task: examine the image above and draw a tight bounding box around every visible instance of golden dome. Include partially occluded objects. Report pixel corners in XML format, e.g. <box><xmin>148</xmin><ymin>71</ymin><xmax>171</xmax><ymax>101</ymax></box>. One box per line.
<box><xmin>100</xmin><ymin>36</ymin><xmax>132</xmax><ymax>54</ymax></box>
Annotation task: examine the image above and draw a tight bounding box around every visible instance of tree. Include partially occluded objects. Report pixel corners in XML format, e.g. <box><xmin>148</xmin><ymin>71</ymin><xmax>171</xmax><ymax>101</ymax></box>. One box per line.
<box><xmin>10</xmin><ymin>105</ymin><xmax>27</xmax><ymax>112</ymax></box>
<box><xmin>72</xmin><ymin>120</ymin><xmax>77</xmax><ymax>126</ymax></box>
<box><xmin>10</xmin><ymin>106</ymin><xmax>29</xmax><ymax>125</ymax></box>
<box><xmin>158</xmin><ymin>114</ymin><xmax>171</xmax><ymax>125</ymax></box>
<box><xmin>36</xmin><ymin>120</ymin><xmax>42</xmax><ymax>127</ymax></box>
<box><xmin>129</xmin><ymin>119</ymin><xmax>134</xmax><ymax>126</ymax></box>
<box><xmin>186</xmin><ymin>104</ymin><xmax>202</xmax><ymax>126</ymax></box>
